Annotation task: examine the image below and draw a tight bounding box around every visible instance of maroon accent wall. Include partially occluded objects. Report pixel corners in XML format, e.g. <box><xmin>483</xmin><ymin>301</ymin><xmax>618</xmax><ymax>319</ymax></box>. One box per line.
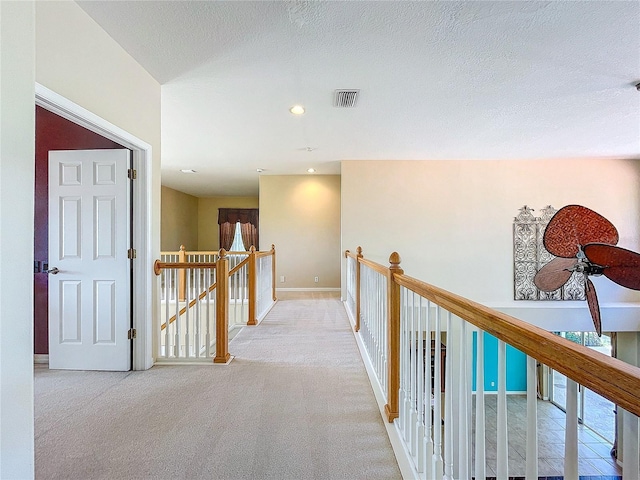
<box><xmin>34</xmin><ymin>106</ymin><xmax>125</xmax><ymax>354</ymax></box>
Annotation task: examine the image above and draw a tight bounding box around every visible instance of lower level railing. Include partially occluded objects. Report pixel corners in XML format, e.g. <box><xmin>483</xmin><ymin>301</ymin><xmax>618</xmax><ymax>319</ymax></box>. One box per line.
<box><xmin>154</xmin><ymin>245</ymin><xmax>277</xmax><ymax>363</ymax></box>
<box><xmin>345</xmin><ymin>247</ymin><xmax>640</xmax><ymax>480</ymax></box>
<box><xmin>256</xmin><ymin>249</ymin><xmax>276</xmax><ymax>321</ymax></box>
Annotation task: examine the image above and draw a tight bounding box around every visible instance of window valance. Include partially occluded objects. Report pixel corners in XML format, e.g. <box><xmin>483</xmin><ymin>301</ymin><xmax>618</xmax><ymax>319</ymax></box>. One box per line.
<box><xmin>217</xmin><ymin>208</ymin><xmax>259</xmax><ymax>226</ymax></box>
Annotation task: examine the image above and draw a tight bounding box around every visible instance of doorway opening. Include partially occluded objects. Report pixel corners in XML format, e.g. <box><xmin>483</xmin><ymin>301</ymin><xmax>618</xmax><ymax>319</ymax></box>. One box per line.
<box><xmin>35</xmin><ymin>83</ymin><xmax>155</xmax><ymax>370</ymax></box>
<box><xmin>549</xmin><ymin>331</ymin><xmax>616</xmax><ymax>445</ymax></box>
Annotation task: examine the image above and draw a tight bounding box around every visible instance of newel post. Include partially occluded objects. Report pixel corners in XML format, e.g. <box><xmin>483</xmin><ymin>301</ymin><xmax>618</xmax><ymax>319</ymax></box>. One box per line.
<box><xmin>355</xmin><ymin>246</ymin><xmax>363</xmax><ymax>332</ymax></box>
<box><xmin>384</xmin><ymin>252</ymin><xmax>403</xmax><ymax>422</ymax></box>
<box><xmin>214</xmin><ymin>249</ymin><xmax>230</xmax><ymax>363</ymax></box>
<box><xmin>271</xmin><ymin>244</ymin><xmax>277</xmax><ymax>301</ymax></box>
<box><xmin>247</xmin><ymin>246</ymin><xmax>257</xmax><ymax>326</ymax></box>
<box><xmin>178</xmin><ymin>245</ymin><xmax>186</xmax><ymax>302</ymax></box>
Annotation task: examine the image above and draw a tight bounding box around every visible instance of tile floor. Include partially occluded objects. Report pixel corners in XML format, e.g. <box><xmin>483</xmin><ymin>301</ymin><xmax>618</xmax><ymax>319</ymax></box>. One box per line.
<box><xmin>472</xmin><ymin>395</ymin><xmax>621</xmax><ymax>478</ymax></box>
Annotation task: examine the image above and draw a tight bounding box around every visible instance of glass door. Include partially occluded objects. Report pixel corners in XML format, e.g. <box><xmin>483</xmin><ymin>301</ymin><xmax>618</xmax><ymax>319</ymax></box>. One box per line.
<box><xmin>548</xmin><ymin>332</ymin><xmax>615</xmax><ymax>444</ymax></box>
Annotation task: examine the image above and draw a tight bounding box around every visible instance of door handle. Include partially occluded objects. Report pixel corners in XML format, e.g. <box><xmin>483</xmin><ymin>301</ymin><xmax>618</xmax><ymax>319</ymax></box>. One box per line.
<box><xmin>46</xmin><ymin>267</ymin><xmax>60</xmax><ymax>275</ymax></box>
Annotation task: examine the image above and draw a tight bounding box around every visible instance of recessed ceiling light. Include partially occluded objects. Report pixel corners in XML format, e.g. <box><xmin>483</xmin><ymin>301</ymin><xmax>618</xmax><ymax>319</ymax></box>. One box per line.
<box><xmin>256</xmin><ymin>168</ymin><xmax>263</xmax><ymax>173</ymax></box>
<box><xmin>307</xmin><ymin>168</ymin><xmax>316</xmax><ymax>173</ymax></box>
<box><xmin>180</xmin><ymin>169</ymin><xmax>197</xmax><ymax>174</ymax></box>
<box><xmin>289</xmin><ymin>105</ymin><xmax>305</xmax><ymax>115</ymax></box>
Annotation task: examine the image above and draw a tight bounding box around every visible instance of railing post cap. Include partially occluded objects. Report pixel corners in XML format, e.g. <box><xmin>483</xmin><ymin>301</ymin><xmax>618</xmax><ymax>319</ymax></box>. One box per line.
<box><xmin>389</xmin><ymin>252</ymin><xmax>401</xmax><ymax>267</ymax></box>
<box><xmin>180</xmin><ymin>245</ymin><xmax>186</xmax><ymax>251</ymax></box>
<box><xmin>271</xmin><ymin>244</ymin><xmax>275</xmax><ymax>251</ymax></box>
<box><xmin>250</xmin><ymin>245</ymin><xmax>256</xmax><ymax>253</ymax></box>
<box><xmin>357</xmin><ymin>246</ymin><xmax>363</xmax><ymax>256</ymax></box>
<box><xmin>219</xmin><ymin>248</ymin><xmax>227</xmax><ymax>258</ymax></box>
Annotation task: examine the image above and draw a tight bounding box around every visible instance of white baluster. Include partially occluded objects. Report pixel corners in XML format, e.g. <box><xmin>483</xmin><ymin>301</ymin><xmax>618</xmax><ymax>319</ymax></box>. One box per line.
<box><xmin>185</xmin><ymin>271</ymin><xmax>191</xmax><ymax>357</ymax></box>
<box><xmin>497</xmin><ymin>339</ymin><xmax>508</xmax><ymax>480</ymax></box>
<box><xmin>380</xmin><ymin>272</ymin><xmax>385</xmax><ymax>392</ymax></box>
<box><xmin>416</xmin><ymin>294</ymin><xmax>425</xmax><ymax>473</ymax></box>
<box><xmin>622</xmin><ymin>410</ymin><xmax>640</xmax><ymax>480</ymax></box>
<box><xmin>205</xmin><ymin>268</ymin><xmax>211</xmax><ymax>357</ymax></box>
<box><xmin>466</xmin><ymin>327</ymin><xmax>474</xmax><ymax>477</ymax></box>
<box><xmin>231</xmin><ymin>263</ymin><xmax>237</xmax><ymax>325</ymax></box>
<box><xmin>564</xmin><ymin>378</ymin><xmax>578</xmax><ymax>480</ymax></box>
<box><xmin>370</xmin><ymin>270</ymin><xmax>376</xmax><ymax>379</ymax></box>
<box><xmin>475</xmin><ymin>330</ymin><xmax>486</xmax><ymax>480</ymax></box>
<box><xmin>399</xmin><ymin>287</ymin><xmax>407</xmax><ymax>440</ymax></box>
<box><xmin>370</xmin><ymin>269</ymin><xmax>375</xmax><ymax>376</ymax></box>
<box><xmin>458</xmin><ymin>318</ymin><xmax>469</xmax><ymax>480</ymax></box>
<box><xmin>443</xmin><ymin>311</ymin><xmax>454</xmax><ymax>480</ymax></box>
<box><xmin>409</xmin><ymin>291</ymin><xmax>417</xmax><ymax>454</ymax></box>
<box><xmin>432</xmin><ymin>306</ymin><xmax>444</xmax><ymax>479</ymax></box>
<box><xmin>381</xmin><ymin>273</ymin><xmax>388</xmax><ymax>396</ymax></box>
<box><xmin>424</xmin><ymin>298</ymin><xmax>434</xmax><ymax>477</ymax></box>
<box><xmin>174</xmin><ymin>270</ymin><xmax>180</xmax><ymax>357</ymax></box>
<box><xmin>163</xmin><ymin>269</ymin><xmax>170</xmax><ymax>358</ymax></box>
<box><xmin>195</xmin><ymin>270</ymin><xmax>201</xmax><ymax>357</ymax></box>
<box><xmin>525</xmin><ymin>356</ymin><xmax>538</xmax><ymax>480</ymax></box>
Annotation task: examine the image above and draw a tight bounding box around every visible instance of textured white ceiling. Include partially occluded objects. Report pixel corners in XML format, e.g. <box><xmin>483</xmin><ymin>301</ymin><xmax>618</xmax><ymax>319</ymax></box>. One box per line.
<box><xmin>77</xmin><ymin>0</ymin><xmax>640</xmax><ymax>197</ymax></box>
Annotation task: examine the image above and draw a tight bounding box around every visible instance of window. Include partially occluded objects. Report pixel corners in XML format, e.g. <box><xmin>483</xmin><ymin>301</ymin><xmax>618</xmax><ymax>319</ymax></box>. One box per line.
<box><xmin>229</xmin><ymin>222</ymin><xmax>245</xmax><ymax>251</ymax></box>
<box><xmin>218</xmin><ymin>208</ymin><xmax>259</xmax><ymax>251</ymax></box>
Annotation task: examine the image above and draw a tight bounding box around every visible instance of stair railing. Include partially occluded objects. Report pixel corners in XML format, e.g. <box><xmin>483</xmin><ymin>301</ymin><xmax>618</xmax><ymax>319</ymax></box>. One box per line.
<box><xmin>154</xmin><ymin>245</ymin><xmax>277</xmax><ymax>363</ymax></box>
<box><xmin>255</xmin><ymin>244</ymin><xmax>277</xmax><ymax>322</ymax></box>
<box><xmin>345</xmin><ymin>247</ymin><xmax>640</xmax><ymax>480</ymax></box>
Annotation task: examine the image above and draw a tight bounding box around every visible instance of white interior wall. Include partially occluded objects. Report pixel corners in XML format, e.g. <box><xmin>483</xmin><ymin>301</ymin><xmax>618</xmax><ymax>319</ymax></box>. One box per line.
<box><xmin>35</xmin><ymin>1</ymin><xmax>162</xmax><ymax>365</ymax></box>
<box><xmin>0</xmin><ymin>2</ymin><xmax>36</xmax><ymax>477</ymax></box>
<box><xmin>0</xmin><ymin>3</ymin><xmax>161</xmax><ymax>475</ymax></box>
<box><xmin>35</xmin><ymin>0</ymin><xmax>161</xmax><ymax>279</ymax></box>
<box><xmin>341</xmin><ymin>159</ymin><xmax>640</xmax><ymax>332</ymax></box>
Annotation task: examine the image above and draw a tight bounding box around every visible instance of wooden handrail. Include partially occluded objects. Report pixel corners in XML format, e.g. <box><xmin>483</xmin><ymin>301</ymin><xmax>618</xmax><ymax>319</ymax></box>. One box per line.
<box><xmin>154</xmin><ymin>261</ymin><xmax>217</xmax><ymax>275</ymax></box>
<box><xmin>359</xmin><ymin>257</ymin><xmax>391</xmax><ymax>277</ymax></box>
<box><xmin>347</xmin><ymin>247</ymin><xmax>640</xmax><ymax>418</ymax></box>
<box><xmin>394</xmin><ymin>272</ymin><xmax>640</xmax><ymax>418</ymax></box>
<box><xmin>229</xmin><ymin>256</ymin><xmax>250</xmax><ymax>276</ymax></box>
<box><xmin>160</xmin><ymin>250</ymin><xmax>250</xmax><ymax>256</ymax></box>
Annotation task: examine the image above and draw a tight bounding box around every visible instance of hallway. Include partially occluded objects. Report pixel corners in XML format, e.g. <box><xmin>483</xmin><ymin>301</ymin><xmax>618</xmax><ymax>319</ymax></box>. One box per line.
<box><xmin>35</xmin><ymin>292</ymin><xmax>401</xmax><ymax>479</ymax></box>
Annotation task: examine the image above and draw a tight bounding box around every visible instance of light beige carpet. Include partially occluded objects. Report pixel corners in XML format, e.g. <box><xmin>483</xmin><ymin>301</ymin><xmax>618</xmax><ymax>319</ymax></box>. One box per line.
<box><xmin>35</xmin><ymin>291</ymin><xmax>402</xmax><ymax>480</ymax></box>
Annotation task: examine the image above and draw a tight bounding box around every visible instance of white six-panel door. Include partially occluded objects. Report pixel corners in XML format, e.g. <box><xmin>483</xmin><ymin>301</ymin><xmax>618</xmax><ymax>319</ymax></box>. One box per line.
<box><xmin>48</xmin><ymin>149</ymin><xmax>131</xmax><ymax>371</ymax></box>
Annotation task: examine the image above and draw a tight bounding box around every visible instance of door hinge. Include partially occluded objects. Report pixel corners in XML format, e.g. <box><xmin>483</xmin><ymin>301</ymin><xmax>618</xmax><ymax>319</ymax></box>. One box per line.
<box><xmin>127</xmin><ymin>248</ymin><xmax>137</xmax><ymax>259</ymax></box>
<box><xmin>128</xmin><ymin>328</ymin><xmax>137</xmax><ymax>340</ymax></box>
<box><xmin>128</xmin><ymin>168</ymin><xmax>137</xmax><ymax>180</ymax></box>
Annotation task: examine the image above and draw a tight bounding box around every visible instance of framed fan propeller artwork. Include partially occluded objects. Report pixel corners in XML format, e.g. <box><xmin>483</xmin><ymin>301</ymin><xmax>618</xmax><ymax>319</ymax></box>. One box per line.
<box><xmin>514</xmin><ymin>205</ymin><xmax>640</xmax><ymax>336</ymax></box>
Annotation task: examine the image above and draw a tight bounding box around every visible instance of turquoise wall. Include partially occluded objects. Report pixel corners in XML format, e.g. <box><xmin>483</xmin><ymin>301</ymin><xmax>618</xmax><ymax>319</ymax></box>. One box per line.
<box><xmin>471</xmin><ymin>331</ymin><xmax>527</xmax><ymax>392</ymax></box>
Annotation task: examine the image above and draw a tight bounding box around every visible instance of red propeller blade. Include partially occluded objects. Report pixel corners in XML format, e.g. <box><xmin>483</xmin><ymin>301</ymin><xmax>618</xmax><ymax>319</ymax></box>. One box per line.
<box><xmin>534</xmin><ymin>257</ymin><xmax>577</xmax><ymax>292</ymax></box>
<box><xmin>583</xmin><ymin>243</ymin><xmax>640</xmax><ymax>291</ymax></box>
<box><xmin>585</xmin><ymin>278</ymin><xmax>602</xmax><ymax>337</ymax></box>
<box><xmin>543</xmin><ymin>205</ymin><xmax>618</xmax><ymax>258</ymax></box>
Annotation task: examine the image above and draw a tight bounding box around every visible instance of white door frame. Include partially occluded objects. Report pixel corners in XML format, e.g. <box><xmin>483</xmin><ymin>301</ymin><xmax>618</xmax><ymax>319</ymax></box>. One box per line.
<box><xmin>36</xmin><ymin>83</ymin><xmax>155</xmax><ymax>370</ymax></box>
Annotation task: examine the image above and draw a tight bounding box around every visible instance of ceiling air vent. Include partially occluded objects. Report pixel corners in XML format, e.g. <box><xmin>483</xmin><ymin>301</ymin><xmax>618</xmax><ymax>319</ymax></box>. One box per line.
<box><xmin>333</xmin><ymin>89</ymin><xmax>360</xmax><ymax>108</ymax></box>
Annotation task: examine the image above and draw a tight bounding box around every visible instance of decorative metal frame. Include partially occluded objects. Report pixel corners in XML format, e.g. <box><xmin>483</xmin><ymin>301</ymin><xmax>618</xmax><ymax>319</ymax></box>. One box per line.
<box><xmin>513</xmin><ymin>205</ymin><xmax>586</xmax><ymax>301</ymax></box>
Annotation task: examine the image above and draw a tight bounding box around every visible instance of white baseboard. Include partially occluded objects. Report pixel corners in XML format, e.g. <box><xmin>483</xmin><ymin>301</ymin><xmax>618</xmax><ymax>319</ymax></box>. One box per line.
<box><xmin>343</xmin><ymin>302</ymin><xmax>418</xmax><ymax>480</ymax></box>
<box><xmin>276</xmin><ymin>287</ymin><xmax>341</xmax><ymax>292</ymax></box>
<box><xmin>34</xmin><ymin>354</ymin><xmax>49</xmax><ymax>364</ymax></box>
